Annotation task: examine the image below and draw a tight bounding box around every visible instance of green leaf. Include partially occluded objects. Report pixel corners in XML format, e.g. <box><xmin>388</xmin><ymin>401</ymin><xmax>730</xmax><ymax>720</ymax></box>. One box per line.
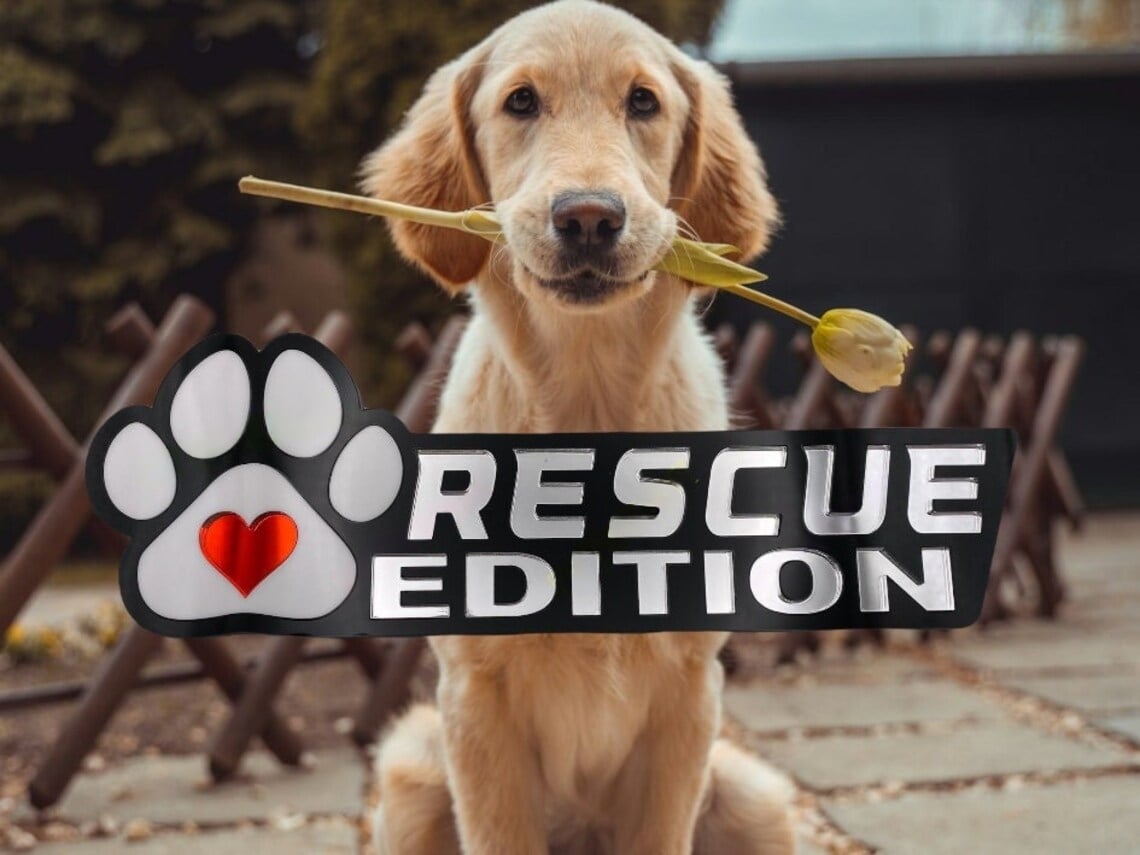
<box><xmin>656</xmin><ymin>237</ymin><xmax>767</xmax><ymax>286</ymax></box>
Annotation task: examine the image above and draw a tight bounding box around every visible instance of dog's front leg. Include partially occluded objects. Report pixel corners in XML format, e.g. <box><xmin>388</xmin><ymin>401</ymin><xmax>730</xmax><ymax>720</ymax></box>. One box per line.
<box><xmin>614</xmin><ymin>660</ymin><xmax>720</xmax><ymax>855</ymax></box>
<box><xmin>438</xmin><ymin>674</ymin><xmax>548</xmax><ymax>855</ymax></box>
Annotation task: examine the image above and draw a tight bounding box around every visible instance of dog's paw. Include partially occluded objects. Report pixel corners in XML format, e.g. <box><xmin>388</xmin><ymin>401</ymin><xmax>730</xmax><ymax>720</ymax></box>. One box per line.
<box><xmin>90</xmin><ymin>336</ymin><xmax>403</xmax><ymax>623</ymax></box>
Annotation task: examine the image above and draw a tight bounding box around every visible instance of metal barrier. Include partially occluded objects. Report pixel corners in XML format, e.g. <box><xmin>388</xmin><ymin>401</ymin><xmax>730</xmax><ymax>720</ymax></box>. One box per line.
<box><xmin>0</xmin><ymin>310</ymin><xmax>1083</xmax><ymax>806</ymax></box>
<box><xmin>719</xmin><ymin>322</ymin><xmax>1084</xmax><ymax>664</ymax></box>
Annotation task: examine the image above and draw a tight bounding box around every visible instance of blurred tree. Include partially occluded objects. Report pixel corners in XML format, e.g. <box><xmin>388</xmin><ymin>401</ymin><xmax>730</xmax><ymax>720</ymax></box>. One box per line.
<box><xmin>0</xmin><ymin>0</ymin><xmax>317</xmax><ymax>433</ymax></box>
<box><xmin>1059</xmin><ymin>0</ymin><xmax>1140</xmax><ymax>46</ymax></box>
<box><xmin>297</xmin><ymin>0</ymin><xmax>725</xmax><ymax>407</ymax></box>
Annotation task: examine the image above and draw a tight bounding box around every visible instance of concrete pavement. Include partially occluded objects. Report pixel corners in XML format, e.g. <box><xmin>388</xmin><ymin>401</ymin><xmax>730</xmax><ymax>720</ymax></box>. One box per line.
<box><xmin>5</xmin><ymin>512</ymin><xmax>1138</xmax><ymax>853</ymax></box>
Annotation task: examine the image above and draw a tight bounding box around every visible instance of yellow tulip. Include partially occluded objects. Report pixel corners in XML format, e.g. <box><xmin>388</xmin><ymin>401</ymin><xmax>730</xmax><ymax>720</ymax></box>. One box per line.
<box><xmin>812</xmin><ymin>309</ymin><xmax>912</xmax><ymax>393</ymax></box>
<box><xmin>238</xmin><ymin>177</ymin><xmax>911</xmax><ymax>392</ymax></box>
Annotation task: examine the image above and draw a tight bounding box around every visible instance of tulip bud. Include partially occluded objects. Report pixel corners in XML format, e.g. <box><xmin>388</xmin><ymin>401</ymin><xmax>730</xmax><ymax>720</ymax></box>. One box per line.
<box><xmin>811</xmin><ymin>309</ymin><xmax>912</xmax><ymax>393</ymax></box>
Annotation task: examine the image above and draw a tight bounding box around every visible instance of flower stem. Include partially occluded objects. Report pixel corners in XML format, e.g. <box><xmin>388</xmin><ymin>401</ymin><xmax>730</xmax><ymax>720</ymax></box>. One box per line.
<box><xmin>718</xmin><ymin>283</ymin><xmax>820</xmax><ymax>328</ymax></box>
<box><xmin>238</xmin><ymin>176</ymin><xmax>502</xmax><ymax>237</ymax></box>
<box><xmin>238</xmin><ymin>176</ymin><xmax>816</xmax><ymax>325</ymax></box>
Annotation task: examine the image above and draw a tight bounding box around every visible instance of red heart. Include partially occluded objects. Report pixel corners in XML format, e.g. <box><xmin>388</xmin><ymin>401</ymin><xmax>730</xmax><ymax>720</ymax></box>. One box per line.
<box><xmin>199</xmin><ymin>511</ymin><xmax>298</xmax><ymax>597</ymax></box>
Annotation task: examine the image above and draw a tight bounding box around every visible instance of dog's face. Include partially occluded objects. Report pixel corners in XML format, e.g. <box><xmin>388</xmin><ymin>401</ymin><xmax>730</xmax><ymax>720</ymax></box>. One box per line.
<box><xmin>363</xmin><ymin>0</ymin><xmax>778</xmax><ymax>312</ymax></box>
<box><xmin>467</xmin><ymin>7</ymin><xmax>688</xmax><ymax>309</ymax></box>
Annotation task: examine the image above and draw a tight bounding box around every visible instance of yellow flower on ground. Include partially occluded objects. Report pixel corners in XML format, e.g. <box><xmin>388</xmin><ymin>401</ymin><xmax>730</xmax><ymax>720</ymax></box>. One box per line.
<box><xmin>811</xmin><ymin>309</ymin><xmax>912</xmax><ymax>393</ymax></box>
<box><xmin>4</xmin><ymin>623</ymin><xmax>26</xmax><ymax>647</ymax></box>
<box><xmin>40</xmin><ymin>627</ymin><xmax>63</xmax><ymax>657</ymax></box>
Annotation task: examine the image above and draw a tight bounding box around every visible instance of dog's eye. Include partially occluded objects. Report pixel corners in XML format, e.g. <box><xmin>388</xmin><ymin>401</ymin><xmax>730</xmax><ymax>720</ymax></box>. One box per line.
<box><xmin>504</xmin><ymin>86</ymin><xmax>539</xmax><ymax>117</ymax></box>
<box><xmin>628</xmin><ymin>87</ymin><xmax>659</xmax><ymax>118</ymax></box>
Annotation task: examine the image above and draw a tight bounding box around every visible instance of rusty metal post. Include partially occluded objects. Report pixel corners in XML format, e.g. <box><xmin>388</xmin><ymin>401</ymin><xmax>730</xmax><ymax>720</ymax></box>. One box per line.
<box><xmin>1047</xmin><ymin>450</ymin><xmax>1085</xmax><ymax>530</ymax></box>
<box><xmin>352</xmin><ymin>635</ymin><xmax>430</xmax><ymax>746</ymax></box>
<box><xmin>0</xmin><ymin>345</ymin><xmax>84</xmax><ymax>480</ymax></box>
<box><xmin>0</xmin><ymin>449</ymin><xmax>35</xmax><ymax>470</ymax></box>
<box><xmin>728</xmin><ymin>324</ymin><xmax>776</xmax><ymax>428</ymax></box>
<box><xmin>312</xmin><ymin>310</ymin><xmax>354</xmax><ymax>356</ymax></box>
<box><xmin>974</xmin><ymin>332</ymin><xmax>1036</xmax><ymax>622</ymax></box>
<box><xmin>207</xmin><ymin>636</ymin><xmax>308</xmax><ymax>780</ymax></box>
<box><xmin>27</xmin><ymin>625</ymin><xmax>162</xmax><ymax>809</ymax></box>
<box><xmin>909</xmin><ymin>329</ymin><xmax>984</xmax><ymax>645</ymax></box>
<box><xmin>982</xmin><ymin>336</ymin><xmax>1084</xmax><ymax>622</ymax></box>
<box><xmin>26</xmin><ymin>299</ymin><xmax>301</xmax><ymax>808</ymax></box>
<box><xmin>840</xmin><ymin>328</ymin><xmax>924</xmax><ymax>650</ymax></box>
<box><xmin>395</xmin><ymin>322</ymin><xmax>433</xmax><ymax>371</ymax></box>
<box><xmin>983</xmin><ymin>333</ymin><xmax>1036</xmax><ymax>431</ymax></box>
<box><xmin>104</xmin><ymin>304</ymin><xmax>156</xmax><ymax>361</ymax></box>
<box><xmin>775</xmin><ymin>327</ymin><xmax>924</xmax><ymax>661</ymax></box>
<box><xmin>352</xmin><ymin>315</ymin><xmax>468</xmax><ymax>746</ymax></box>
<box><xmin>771</xmin><ymin>341</ymin><xmax>845</xmax><ymax>665</ymax></box>
<box><xmin>923</xmin><ymin>330</ymin><xmax>982</xmax><ymax>428</ymax></box>
<box><xmin>38</xmin><ymin>635</ymin><xmax>303</xmax><ymax>807</ymax></box>
<box><xmin>393</xmin><ymin>316</ymin><xmax>467</xmax><ymax>426</ymax></box>
<box><xmin>207</xmin><ymin>311</ymin><xmax>356</xmax><ymax>779</ymax></box>
<box><xmin>925</xmin><ymin>330</ymin><xmax>1076</xmax><ymax>624</ymax></box>
<box><xmin>259</xmin><ymin>311</ymin><xmax>302</xmax><ymax>343</ymax></box>
<box><xmin>0</xmin><ymin>296</ymin><xmax>215</xmax><ymax>636</ymax></box>
<box><xmin>712</xmin><ymin>323</ymin><xmax>740</xmax><ymax>372</ymax></box>
<box><xmin>783</xmin><ymin>355</ymin><xmax>835</xmax><ymax>432</ymax></box>
<box><xmin>342</xmin><ymin>637</ymin><xmax>387</xmax><ymax>678</ymax></box>
<box><xmin>0</xmin><ymin>343</ymin><xmax>123</xmax><ymax>554</ymax></box>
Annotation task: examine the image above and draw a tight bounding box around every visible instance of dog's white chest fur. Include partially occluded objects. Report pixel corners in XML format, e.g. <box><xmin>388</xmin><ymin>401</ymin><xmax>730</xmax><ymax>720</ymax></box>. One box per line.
<box><xmin>525</xmin><ymin>637</ymin><xmax>653</xmax><ymax>804</ymax></box>
<box><xmin>432</xmin><ymin>631</ymin><xmax>726</xmax><ymax>837</ymax></box>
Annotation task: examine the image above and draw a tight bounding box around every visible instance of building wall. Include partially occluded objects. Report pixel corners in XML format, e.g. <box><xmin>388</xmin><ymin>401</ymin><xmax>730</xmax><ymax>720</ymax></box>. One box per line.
<box><xmin>716</xmin><ymin>59</ymin><xmax>1140</xmax><ymax>505</ymax></box>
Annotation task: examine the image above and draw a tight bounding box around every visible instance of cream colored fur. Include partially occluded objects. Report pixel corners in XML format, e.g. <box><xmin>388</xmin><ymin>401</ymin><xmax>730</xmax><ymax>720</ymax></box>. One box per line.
<box><xmin>363</xmin><ymin>2</ymin><xmax>793</xmax><ymax>852</ymax></box>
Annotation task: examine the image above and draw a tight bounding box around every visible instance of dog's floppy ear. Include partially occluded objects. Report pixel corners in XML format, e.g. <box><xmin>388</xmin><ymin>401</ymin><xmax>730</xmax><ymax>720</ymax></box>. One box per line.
<box><xmin>360</xmin><ymin>48</ymin><xmax>490</xmax><ymax>292</ymax></box>
<box><xmin>670</xmin><ymin>57</ymin><xmax>780</xmax><ymax>262</ymax></box>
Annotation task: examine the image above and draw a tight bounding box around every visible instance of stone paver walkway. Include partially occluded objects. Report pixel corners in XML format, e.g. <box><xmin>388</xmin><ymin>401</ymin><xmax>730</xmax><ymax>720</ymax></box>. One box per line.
<box><xmin>4</xmin><ymin>512</ymin><xmax>1138</xmax><ymax>852</ymax></box>
<box><xmin>735</xmin><ymin>511</ymin><xmax>1140</xmax><ymax>853</ymax></box>
<box><xmin>7</xmin><ymin>748</ymin><xmax>363</xmax><ymax>852</ymax></box>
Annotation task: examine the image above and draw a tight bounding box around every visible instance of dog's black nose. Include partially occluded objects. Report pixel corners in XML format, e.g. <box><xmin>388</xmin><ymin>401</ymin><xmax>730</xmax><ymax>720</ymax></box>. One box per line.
<box><xmin>551</xmin><ymin>191</ymin><xmax>626</xmax><ymax>248</ymax></box>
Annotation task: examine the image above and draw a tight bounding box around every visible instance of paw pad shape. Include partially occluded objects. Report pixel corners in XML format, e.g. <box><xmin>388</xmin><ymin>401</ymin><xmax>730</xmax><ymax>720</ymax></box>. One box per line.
<box><xmin>88</xmin><ymin>335</ymin><xmax>403</xmax><ymax>626</ymax></box>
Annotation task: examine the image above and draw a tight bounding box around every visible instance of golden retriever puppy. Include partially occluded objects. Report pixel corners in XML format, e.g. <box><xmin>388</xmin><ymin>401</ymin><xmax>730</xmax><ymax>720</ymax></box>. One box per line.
<box><xmin>363</xmin><ymin>2</ymin><xmax>793</xmax><ymax>853</ymax></box>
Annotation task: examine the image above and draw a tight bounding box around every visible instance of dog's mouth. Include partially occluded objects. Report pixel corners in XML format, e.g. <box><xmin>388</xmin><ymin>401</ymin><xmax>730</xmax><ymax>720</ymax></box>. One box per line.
<box><xmin>527</xmin><ymin>267</ymin><xmax>652</xmax><ymax>305</ymax></box>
